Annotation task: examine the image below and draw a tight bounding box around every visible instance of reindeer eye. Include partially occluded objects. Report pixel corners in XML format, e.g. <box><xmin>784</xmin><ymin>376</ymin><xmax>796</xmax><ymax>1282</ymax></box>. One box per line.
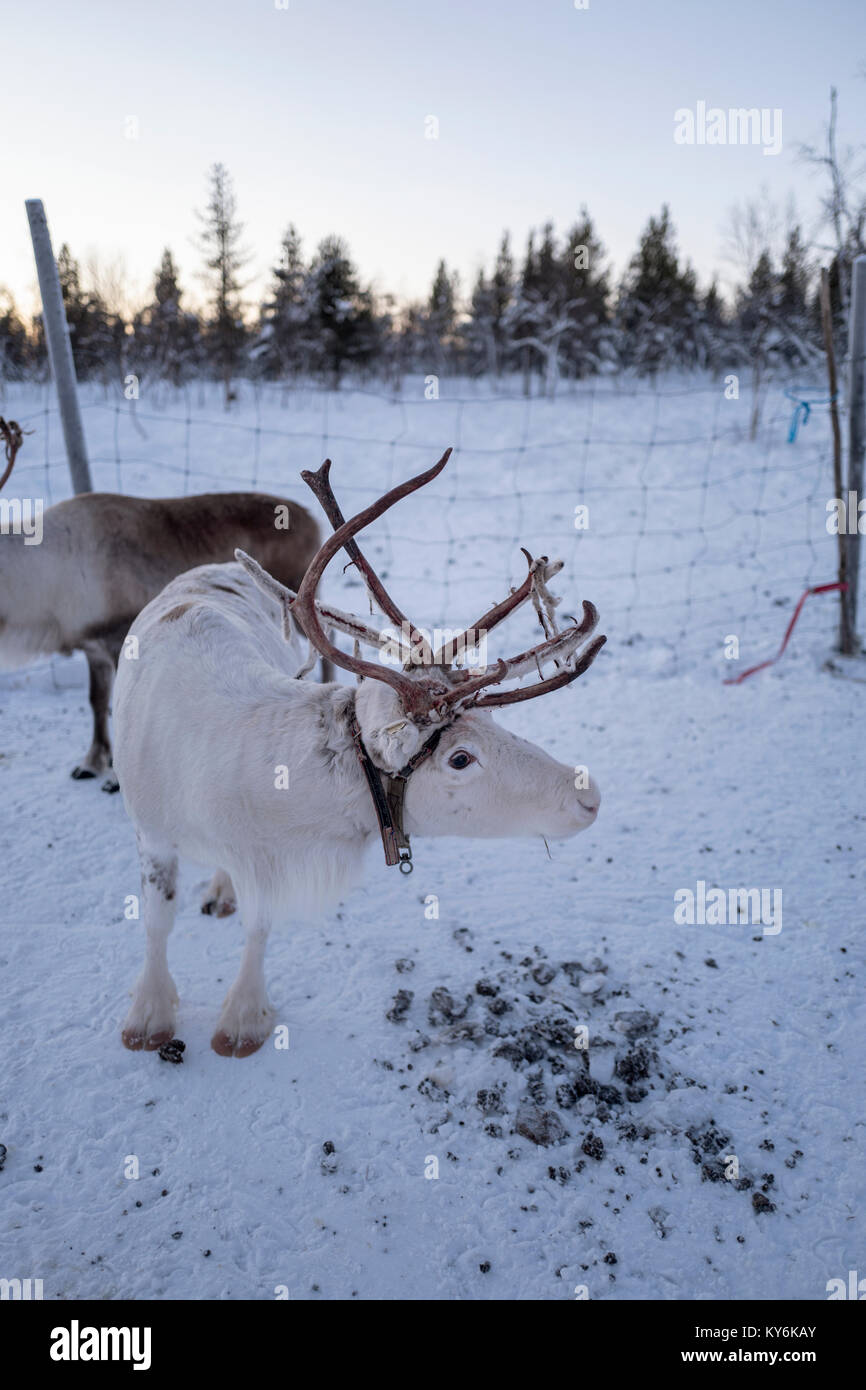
<box><xmin>448</xmin><ymin>749</ymin><xmax>475</xmax><ymax>770</ymax></box>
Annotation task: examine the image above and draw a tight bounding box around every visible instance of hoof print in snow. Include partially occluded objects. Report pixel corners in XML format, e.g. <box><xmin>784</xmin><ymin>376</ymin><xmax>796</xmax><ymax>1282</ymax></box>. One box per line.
<box><xmin>0</xmin><ymin>1143</ymin><xmax>6</xmax><ymax>1171</ymax></box>
<box><xmin>157</xmin><ymin>1038</ymin><xmax>186</xmax><ymax>1064</ymax></box>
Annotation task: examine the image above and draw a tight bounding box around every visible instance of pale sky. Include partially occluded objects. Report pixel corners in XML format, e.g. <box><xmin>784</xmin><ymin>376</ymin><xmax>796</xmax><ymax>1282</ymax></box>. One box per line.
<box><xmin>2</xmin><ymin>0</ymin><xmax>865</xmax><ymax>319</ymax></box>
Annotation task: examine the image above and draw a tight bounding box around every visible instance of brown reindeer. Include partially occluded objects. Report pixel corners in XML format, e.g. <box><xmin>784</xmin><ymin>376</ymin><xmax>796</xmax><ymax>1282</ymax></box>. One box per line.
<box><xmin>0</xmin><ymin>418</ymin><xmax>322</xmax><ymax>788</ymax></box>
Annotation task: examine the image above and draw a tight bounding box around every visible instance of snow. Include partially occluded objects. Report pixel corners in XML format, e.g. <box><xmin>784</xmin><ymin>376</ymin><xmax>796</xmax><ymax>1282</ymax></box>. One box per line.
<box><xmin>0</xmin><ymin>374</ymin><xmax>863</xmax><ymax>1301</ymax></box>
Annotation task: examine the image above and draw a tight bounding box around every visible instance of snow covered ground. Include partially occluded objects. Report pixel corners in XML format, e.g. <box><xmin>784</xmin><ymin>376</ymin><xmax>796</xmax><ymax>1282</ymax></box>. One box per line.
<box><xmin>1</xmin><ymin>374</ymin><xmax>863</xmax><ymax>1301</ymax></box>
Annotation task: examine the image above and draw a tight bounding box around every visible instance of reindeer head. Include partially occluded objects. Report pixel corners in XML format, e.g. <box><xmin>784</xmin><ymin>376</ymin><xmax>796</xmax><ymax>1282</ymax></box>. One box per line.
<box><xmin>237</xmin><ymin>449</ymin><xmax>606</xmax><ymax>845</ymax></box>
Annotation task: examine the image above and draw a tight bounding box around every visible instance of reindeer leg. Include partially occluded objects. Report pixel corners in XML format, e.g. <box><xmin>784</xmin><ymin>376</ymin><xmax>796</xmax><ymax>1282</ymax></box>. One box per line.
<box><xmin>71</xmin><ymin>641</ymin><xmax>115</xmax><ymax>782</ymax></box>
<box><xmin>211</xmin><ymin>903</ymin><xmax>274</xmax><ymax>1058</ymax></box>
<box><xmin>121</xmin><ymin>841</ymin><xmax>179</xmax><ymax>1051</ymax></box>
<box><xmin>101</xmin><ymin>628</ymin><xmax>129</xmax><ymax>793</ymax></box>
<box><xmin>200</xmin><ymin>868</ymin><xmax>237</xmax><ymax>917</ymax></box>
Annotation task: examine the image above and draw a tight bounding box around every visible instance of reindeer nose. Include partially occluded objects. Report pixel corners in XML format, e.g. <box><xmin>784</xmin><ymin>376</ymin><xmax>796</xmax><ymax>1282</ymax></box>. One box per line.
<box><xmin>576</xmin><ymin>783</ymin><xmax>601</xmax><ymax>815</ymax></box>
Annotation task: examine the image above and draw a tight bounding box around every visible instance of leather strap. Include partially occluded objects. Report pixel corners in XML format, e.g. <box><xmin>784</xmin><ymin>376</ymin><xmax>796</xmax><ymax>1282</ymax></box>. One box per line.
<box><xmin>348</xmin><ymin>713</ymin><xmax>451</xmax><ymax>873</ymax></box>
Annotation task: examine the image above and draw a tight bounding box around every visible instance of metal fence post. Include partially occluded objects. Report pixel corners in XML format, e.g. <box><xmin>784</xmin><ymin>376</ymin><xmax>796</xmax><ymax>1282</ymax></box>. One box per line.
<box><xmin>25</xmin><ymin>199</ymin><xmax>93</xmax><ymax>494</ymax></box>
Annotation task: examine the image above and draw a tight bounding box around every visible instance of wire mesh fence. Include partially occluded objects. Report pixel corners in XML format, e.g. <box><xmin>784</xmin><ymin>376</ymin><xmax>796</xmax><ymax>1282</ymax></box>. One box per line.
<box><xmin>1</xmin><ymin>369</ymin><xmax>842</xmax><ymax>682</ymax></box>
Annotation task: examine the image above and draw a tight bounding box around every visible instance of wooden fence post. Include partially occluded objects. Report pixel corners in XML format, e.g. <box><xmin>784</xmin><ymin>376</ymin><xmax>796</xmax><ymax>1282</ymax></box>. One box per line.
<box><xmin>841</xmin><ymin>254</ymin><xmax>866</xmax><ymax>652</ymax></box>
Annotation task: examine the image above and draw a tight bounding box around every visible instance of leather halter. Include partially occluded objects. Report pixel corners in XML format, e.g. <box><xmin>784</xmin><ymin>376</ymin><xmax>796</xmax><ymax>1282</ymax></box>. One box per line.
<box><xmin>348</xmin><ymin>712</ymin><xmax>451</xmax><ymax>874</ymax></box>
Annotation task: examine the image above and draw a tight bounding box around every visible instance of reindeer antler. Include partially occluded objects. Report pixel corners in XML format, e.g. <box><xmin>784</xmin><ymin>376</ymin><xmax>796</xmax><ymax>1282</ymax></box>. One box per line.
<box><xmin>301</xmin><ymin>458</ymin><xmax>434</xmax><ymax>666</ymax></box>
<box><xmin>292</xmin><ymin>451</ymin><xmax>510</xmax><ymax>722</ymax></box>
<box><xmin>287</xmin><ymin>449</ymin><xmax>605</xmax><ymax>722</ymax></box>
<box><xmin>431</xmin><ymin>550</ymin><xmax>564</xmax><ymax>665</ymax></box>
<box><xmin>470</xmin><ymin>544</ymin><xmax>606</xmax><ymax>705</ymax></box>
<box><xmin>474</xmin><ymin>606</ymin><xmax>606</xmax><ymax>706</ymax></box>
<box><xmin>0</xmin><ymin>418</ymin><xmax>26</xmax><ymax>491</ymax></box>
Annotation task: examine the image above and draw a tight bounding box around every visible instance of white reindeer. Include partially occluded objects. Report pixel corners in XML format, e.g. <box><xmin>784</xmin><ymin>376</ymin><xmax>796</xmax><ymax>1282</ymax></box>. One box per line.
<box><xmin>0</xmin><ymin>418</ymin><xmax>321</xmax><ymax>788</ymax></box>
<box><xmin>113</xmin><ymin>450</ymin><xmax>606</xmax><ymax>1057</ymax></box>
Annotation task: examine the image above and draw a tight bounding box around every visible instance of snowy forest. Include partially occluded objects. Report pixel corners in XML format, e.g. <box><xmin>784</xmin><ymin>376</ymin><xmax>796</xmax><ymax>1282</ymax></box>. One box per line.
<box><xmin>2</xmin><ymin>135</ymin><xmax>864</xmax><ymax>399</ymax></box>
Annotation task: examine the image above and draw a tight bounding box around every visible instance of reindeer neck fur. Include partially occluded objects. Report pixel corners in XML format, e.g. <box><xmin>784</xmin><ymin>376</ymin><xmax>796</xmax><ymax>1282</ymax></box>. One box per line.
<box><xmin>114</xmin><ymin>568</ymin><xmax>389</xmax><ymax>920</ymax></box>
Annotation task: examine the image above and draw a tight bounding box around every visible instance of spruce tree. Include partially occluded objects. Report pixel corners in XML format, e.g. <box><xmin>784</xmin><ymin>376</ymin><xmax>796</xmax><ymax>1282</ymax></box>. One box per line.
<box><xmin>775</xmin><ymin>226</ymin><xmax>816</xmax><ymax>364</ymax></box>
<box><xmin>616</xmin><ymin>206</ymin><xmax>700</xmax><ymax>374</ymax></box>
<box><xmin>465</xmin><ymin>270</ymin><xmax>497</xmax><ymax>376</ymax></box>
<box><xmin>559</xmin><ymin>210</ymin><xmax>612</xmax><ymax>376</ymax></box>
<box><xmin>0</xmin><ymin>289</ymin><xmax>32</xmax><ymax>379</ymax></box>
<box><xmin>490</xmin><ymin>232</ymin><xmax>515</xmax><ymax>373</ymax></box>
<box><xmin>132</xmin><ymin>250</ymin><xmax>200</xmax><ymax>386</ymax></box>
<box><xmin>426</xmin><ymin>259</ymin><xmax>460</xmax><ymax>370</ymax></box>
<box><xmin>307</xmin><ymin>236</ymin><xmax>375</xmax><ymax>385</ymax></box>
<box><xmin>255</xmin><ymin>225</ymin><xmax>313</xmax><ymax>379</ymax></box>
<box><xmin>197</xmin><ymin>163</ymin><xmax>248</xmax><ymax>405</ymax></box>
<box><xmin>54</xmin><ymin>244</ymin><xmax>123</xmax><ymax>382</ymax></box>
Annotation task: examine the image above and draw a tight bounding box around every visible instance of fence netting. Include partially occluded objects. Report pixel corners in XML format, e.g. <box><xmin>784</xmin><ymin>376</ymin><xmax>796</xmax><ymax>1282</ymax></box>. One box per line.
<box><xmin>3</xmin><ymin>372</ymin><xmax>840</xmax><ymax>682</ymax></box>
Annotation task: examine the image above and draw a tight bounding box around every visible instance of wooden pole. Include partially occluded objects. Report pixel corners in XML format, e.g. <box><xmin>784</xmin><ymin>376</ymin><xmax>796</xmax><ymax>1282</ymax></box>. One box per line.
<box><xmin>25</xmin><ymin>199</ymin><xmax>93</xmax><ymax>494</ymax></box>
<box><xmin>820</xmin><ymin>267</ymin><xmax>850</xmax><ymax>652</ymax></box>
<box><xmin>843</xmin><ymin>254</ymin><xmax>866</xmax><ymax>652</ymax></box>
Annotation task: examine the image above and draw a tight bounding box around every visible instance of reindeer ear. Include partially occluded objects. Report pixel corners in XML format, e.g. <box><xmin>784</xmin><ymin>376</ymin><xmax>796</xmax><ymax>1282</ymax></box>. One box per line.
<box><xmin>235</xmin><ymin>549</ymin><xmax>302</xmax><ymax>642</ymax></box>
<box><xmin>355</xmin><ymin>680</ymin><xmax>425</xmax><ymax>772</ymax></box>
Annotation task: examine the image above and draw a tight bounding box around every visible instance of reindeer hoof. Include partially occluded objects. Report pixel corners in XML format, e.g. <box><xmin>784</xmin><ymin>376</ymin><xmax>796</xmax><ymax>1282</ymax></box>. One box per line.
<box><xmin>122</xmin><ymin>1028</ymin><xmax>173</xmax><ymax>1052</ymax></box>
<box><xmin>121</xmin><ymin>984</ymin><xmax>178</xmax><ymax>1052</ymax></box>
<box><xmin>201</xmin><ymin>897</ymin><xmax>236</xmax><ymax>918</ymax></box>
<box><xmin>200</xmin><ymin>872</ymin><xmax>236</xmax><ymax>917</ymax></box>
<box><xmin>210</xmin><ymin>1029</ymin><xmax>267</xmax><ymax>1058</ymax></box>
<box><xmin>71</xmin><ymin>765</ymin><xmax>97</xmax><ymax>780</ymax></box>
<box><xmin>101</xmin><ymin>774</ymin><xmax>120</xmax><ymax>794</ymax></box>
